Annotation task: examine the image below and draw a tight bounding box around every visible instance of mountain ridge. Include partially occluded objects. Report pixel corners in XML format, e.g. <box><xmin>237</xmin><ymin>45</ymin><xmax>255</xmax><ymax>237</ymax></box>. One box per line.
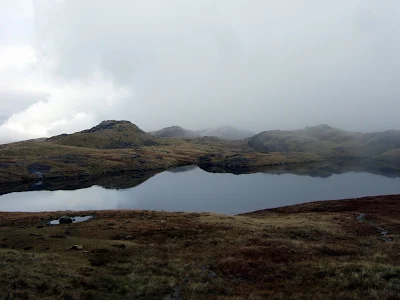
<box><xmin>248</xmin><ymin>124</ymin><xmax>400</xmax><ymax>158</ymax></box>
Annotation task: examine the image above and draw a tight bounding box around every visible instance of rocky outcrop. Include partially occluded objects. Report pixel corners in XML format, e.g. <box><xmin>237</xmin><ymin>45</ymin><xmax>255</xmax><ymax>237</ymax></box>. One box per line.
<box><xmin>81</xmin><ymin>120</ymin><xmax>140</xmax><ymax>133</ymax></box>
<box><xmin>46</xmin><ymin>120</ymin><xmax>159</xmax><ymax>149</ymax></box>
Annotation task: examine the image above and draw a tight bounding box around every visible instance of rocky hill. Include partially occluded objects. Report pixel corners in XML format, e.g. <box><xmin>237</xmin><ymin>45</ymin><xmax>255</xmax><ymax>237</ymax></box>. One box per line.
<box><xmin>249</xmin><ymin>124</ymin><xmax>400</xmax><ymax>158</ymax></box>
<box><xmin>150</xmin><ymin>126</ymin><xmax>198</xmax><ymax>138</ymax></box>
<box><xmin>46</xmin><ymin>120</ymin><xmax>159</xmax><ymax>149</ymax></box>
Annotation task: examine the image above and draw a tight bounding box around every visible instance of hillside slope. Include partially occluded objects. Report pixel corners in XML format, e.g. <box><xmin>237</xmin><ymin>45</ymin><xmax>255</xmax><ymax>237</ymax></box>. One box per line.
<box><xmin>376</xmin><ymin>148</ymin><xmax>400</xmax><ymax>163</ymax></box>
<box><xmin>47</xmin><ymin>120</ymin><xmax>159</xmax><ymax>149</ymax></box>
<box><xmin>249</xmin><ymin>124</ymin><xmax>400</xmax><ymax>158</ymax></box>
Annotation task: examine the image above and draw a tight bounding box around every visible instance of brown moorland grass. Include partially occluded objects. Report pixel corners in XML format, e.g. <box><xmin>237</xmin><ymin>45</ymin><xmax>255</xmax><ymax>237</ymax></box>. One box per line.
<box><xmin>1</xmin><ymin>195</ymin><xmax>400</xmax><ymax>299</ymax></box>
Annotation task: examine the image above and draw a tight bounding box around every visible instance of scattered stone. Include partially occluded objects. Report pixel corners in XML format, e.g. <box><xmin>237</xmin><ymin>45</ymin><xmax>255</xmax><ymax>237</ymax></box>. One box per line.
<box><xmin>65</xmin><ymin>245</ymin><xmax>83</xmax><ymax>251</ymax></box>
<box><xmin>59</xmin><ymin>216</ymin><xmax>73</xmax><ymax>224</ymax></box>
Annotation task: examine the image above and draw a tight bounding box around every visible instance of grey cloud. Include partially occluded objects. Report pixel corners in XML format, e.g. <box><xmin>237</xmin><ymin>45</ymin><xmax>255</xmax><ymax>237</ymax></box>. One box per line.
<box><xmin>2</xmin><ymin>0</ymin><xmax>400</xmax><ymax>142</ymax></box>
<box><xmin>0</xmin><ymin>0</ymin><xmax>33</xmax><ymax>44</ymax></box>
<box><xmin>0</xmin><ymin>90</ymin><xmax>47</xmax><ymax>124</ymax></box>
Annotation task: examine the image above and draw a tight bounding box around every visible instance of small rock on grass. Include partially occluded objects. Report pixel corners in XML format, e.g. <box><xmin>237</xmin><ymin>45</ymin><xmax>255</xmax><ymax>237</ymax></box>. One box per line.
<box><xmin>59</xmin><ymin>216</ymin><xmax>73</xmax><ymax>224</ymax></box>
<box><xmin>65</xmin><ymin>245</ymin><xmax>83</xmax><ymax>251</ymax></box>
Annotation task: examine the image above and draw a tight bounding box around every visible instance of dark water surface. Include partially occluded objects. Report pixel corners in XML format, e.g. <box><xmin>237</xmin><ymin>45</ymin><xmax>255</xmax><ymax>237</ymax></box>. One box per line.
<box><xmin>1</xmin><ymin>162</ymin><xmax>400</xmax><ymax>214</ymax></box>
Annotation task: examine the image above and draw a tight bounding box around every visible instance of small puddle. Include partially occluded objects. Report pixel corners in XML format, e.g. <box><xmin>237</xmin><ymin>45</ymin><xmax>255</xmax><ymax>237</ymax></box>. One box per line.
<box><xmin>357</xmin><ymin>213</ymin><xmax>391</xmax><ymax>242</ymax></box>
<box><xmin>49</xmin><ymin>215</ymin><xmax>94</xmax><ymax>225</ymax></box>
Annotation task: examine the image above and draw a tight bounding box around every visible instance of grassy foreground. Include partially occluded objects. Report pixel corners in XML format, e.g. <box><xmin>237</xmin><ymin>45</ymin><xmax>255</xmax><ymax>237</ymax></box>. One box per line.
<box><xmin>1</xmin><ymin>195</ymin><xmax>400</xmax><ymax>299</ymax></box>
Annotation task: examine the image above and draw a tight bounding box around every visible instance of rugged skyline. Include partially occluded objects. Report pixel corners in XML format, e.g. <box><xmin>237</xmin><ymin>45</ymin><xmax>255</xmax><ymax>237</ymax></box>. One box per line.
<box><xmin>1</xmin><ymin>0</ymin><xmax>400</xmax><ymax>143</ymax></box>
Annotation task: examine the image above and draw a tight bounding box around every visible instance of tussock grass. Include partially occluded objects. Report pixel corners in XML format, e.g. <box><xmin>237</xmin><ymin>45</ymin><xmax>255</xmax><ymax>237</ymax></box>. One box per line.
<box><xmin>1</xmin><ymin>196</ymin><xmax>400</xmax><ymax>299</ymax></box>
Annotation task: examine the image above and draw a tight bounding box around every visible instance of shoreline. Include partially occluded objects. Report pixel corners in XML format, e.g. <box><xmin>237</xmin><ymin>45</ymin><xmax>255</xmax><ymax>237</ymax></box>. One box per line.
<box><xmin>1</xmin><ymin>193</ymin><xmax>399</xmax><ymax>216</ymax></box>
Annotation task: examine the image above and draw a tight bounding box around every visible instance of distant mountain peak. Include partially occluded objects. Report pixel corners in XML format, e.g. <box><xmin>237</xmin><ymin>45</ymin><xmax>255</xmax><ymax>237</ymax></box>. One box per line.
<box><xmin>150</xmin><ymin>126</ymin><xmax>198</xmax><ymax>138</ymax></box>
<box><xmin>162</xmin><ymin>126</ymin><xmax>185</xmax><ymax>130</ymax></box>
<box><xmin>305</xmin><ymin>124</ymin><xmax>333</xmax><ymax>130</ymax></box>
<box><xmin>46</xmin><ymin>119</ymin><xmax>156</xmax><ymax>149</ymax></box>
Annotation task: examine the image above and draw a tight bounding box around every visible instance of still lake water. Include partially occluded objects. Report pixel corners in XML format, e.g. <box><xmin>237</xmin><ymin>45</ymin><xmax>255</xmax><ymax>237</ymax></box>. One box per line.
<box><xmin>1</xmin><ymin>164</ymin><xmax>400</xmax><ymax>214</ymax></box>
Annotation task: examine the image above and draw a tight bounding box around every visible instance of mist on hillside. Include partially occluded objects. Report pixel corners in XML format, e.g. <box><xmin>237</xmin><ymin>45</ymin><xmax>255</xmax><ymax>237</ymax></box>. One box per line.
<box><xmin>1</xmin><ymin>0</ymin><xmax>400</xmax><ymax>143</ymax></box>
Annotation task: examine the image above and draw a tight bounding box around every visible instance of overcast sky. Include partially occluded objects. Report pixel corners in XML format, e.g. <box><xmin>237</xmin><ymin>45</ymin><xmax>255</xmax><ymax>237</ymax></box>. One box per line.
<box><xmin>1</xmin><ymin>0</ymin><xmax>400</xmax><ymax>143</ymax></box>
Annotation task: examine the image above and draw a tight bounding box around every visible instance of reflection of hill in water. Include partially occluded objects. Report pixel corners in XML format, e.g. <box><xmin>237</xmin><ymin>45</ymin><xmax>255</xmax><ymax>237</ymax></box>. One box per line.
<box><xmin>261</xmin><ymin>160</ymin><xmax>400</xmax><ymax>178</ymax></box>
<box><xmin>167</xmin><ymin>165</ymin><xmax>198</xmax><ymax>173</ymax></box>
<box><xmin>1</xmin><ymin>160</ymin><xmax>400</xmax><ymax>196</ymax></box>
<box><xmin>0</xmin><ymin>171</ymin><xmax>159</xmax><ymax>196</ymax></box>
